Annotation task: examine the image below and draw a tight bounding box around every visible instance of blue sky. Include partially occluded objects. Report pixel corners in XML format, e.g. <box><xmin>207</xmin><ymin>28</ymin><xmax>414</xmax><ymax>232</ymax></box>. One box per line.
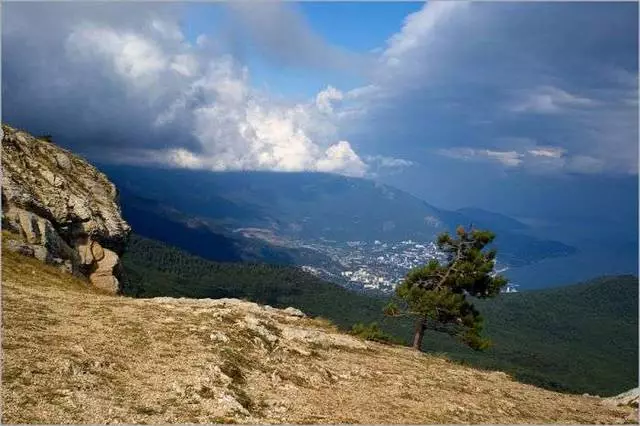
<box><xmin>2</xmin><ymin>1</ymin><xmax>638</xmax><ymax>246</ymax></box>
<box><xmin>181</xmin><ymin>2</ymin><xmax>423</xmax><ymax>99</ymax></box>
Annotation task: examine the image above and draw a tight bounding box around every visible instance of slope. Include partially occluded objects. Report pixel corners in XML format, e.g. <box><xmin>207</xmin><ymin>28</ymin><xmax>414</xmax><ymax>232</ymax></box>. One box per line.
<box><xmin>121</xmin><ymin>235</ymin><xmax>639</xmax><ymax>396</ymax></box>
<box><xmin>1</xmin><ymin>245</ymin><xmax>635</xmax><ymax>424</ymax></box>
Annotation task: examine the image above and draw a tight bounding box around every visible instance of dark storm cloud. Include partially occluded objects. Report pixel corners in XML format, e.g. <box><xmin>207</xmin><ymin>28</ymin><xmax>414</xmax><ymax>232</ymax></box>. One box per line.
<box><xmin>344</xmin><ymin>1</ymin><xmax>638</xmax><ymax>176</ymax></box>
<box><xmin>1</xmin><ymin>2</ymin><xmax>372</xmax><ymax>176</ymax></box>
<box><xmin>2</xmin><ymin>2</ymin><xmax>202</xmax><ymax>157</ymax></box>
<box><xmin>333</xmin><ymin>1</ymin><xmax>637</xmax><ymax>227</ymax></box>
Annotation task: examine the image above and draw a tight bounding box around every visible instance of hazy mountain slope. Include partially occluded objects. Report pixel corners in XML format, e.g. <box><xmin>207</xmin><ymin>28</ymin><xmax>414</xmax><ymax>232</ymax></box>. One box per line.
<box><xmin>456</xmin><ymin>207</ymin><xmax>529</xmax><ymax>232</ymax></box>
<box><xmin>102</xmin><ymin>165</ymin><xmax>576</xmax><ymax>268</ymax></box>
<box><xmin>119</xmin><ymin>189</ymin><xmax>341</xmax><ymax>275</ymax></box>
<box><xmin>2</xmin><ymin>246</ymin><xmax>635</xmax><ymax>424</ymax></box>
<box><xmin>121</xmin><ymin>235</ymin><xmax>638</xmax><ymax>396</ymax></box>
<box><xmin>102</xmin><ymin>166</ymin><xmax>449</xmax><ymax>240</ymax></box>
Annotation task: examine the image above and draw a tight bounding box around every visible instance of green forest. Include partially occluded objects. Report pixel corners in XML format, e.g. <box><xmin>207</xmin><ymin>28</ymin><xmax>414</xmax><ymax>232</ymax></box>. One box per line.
<box><xmin>122</xmin><ymin>234</ymin><xmax>638</xmax><ymax>397</ymax></box>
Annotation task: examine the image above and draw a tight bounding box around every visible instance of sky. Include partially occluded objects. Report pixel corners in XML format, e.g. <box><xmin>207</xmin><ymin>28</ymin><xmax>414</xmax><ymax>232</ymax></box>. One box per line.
<box><xmin>2</xmin><ymin>1</ymin><xmax>638</xmax><ymax>241</ymax></box>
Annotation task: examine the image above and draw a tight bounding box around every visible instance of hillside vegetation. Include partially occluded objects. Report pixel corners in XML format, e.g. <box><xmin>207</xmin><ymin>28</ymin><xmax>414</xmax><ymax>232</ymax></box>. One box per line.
<box><xmin>122</xmin><ymin>235</ymin><xmax>638</xmax><ymax>396</ymax></box>
<box><xmin>2</xmin><ymin>245</ymin><xmax>636</xmax><ymax>424</ymax></box>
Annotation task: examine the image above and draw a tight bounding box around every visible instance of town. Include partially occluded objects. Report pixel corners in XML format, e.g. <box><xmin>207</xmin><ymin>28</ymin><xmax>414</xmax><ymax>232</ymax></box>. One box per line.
<box><xmin>299</xmin><ymin>239</ymin><xmax>519</xmax><ymax>294</ymax></box>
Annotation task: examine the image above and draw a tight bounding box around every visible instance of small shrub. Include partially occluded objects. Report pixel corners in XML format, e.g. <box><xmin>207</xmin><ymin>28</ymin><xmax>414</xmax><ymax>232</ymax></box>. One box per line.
<box><xmin>350</xmin><ymin>322</ymin><xmax>401</xmax><ymax>345</ymax></box>
<box><xmin>220</xmin><ymin>360</ymin><xmax>245</xmax><ymax>385</ymax></box>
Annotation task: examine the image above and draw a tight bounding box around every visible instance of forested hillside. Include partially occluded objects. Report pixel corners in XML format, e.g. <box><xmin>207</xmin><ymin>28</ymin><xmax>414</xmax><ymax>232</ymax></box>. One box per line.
<box><xmin>121</xmin><ymin>235</ymin><xmax>638</xmax><ymax>396</ymax></box>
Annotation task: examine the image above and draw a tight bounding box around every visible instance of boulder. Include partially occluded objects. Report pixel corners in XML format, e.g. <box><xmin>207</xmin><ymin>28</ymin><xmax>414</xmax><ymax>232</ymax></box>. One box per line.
<box><xmin>3</xmin><ymin>206</ymin><xmax>78</xmax><ymax>266</ymax></box>
<box><xmin>283</xmin><ymin>307</ymin><xmax>306</xmax><ymax>318</ymax></box>
<box><xmin>603</xmin><ymin>387</ymin><xmax>639</xmax><ymax>408</ymax></box>
<box><xmin>89</xmin><ymin>249</ymin><xmax>123</xmax><ymax>294</ymax></box>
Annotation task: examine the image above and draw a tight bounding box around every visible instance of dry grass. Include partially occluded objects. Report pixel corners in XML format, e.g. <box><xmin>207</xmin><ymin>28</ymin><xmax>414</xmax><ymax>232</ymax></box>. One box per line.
<box><xmin>1</xmin><ymin>245</ymin><xmax>637</xmax><ymax>424</ymax></box>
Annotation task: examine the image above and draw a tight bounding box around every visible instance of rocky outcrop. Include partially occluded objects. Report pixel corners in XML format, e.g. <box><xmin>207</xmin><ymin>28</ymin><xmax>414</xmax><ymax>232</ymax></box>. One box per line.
<box><xmin>603</xmin><ymin>387</ymin><xmax>639</xmax><ymax>408</ymax></box>
<box><xmin>1</xmin><ymin>124</ymin><xmax>130</xmax><ymax>293</ymax></box>
<box><xmin>602</xmin><ymin>388</ymin><xmax>639</xmax><ymax>424</ymax></box>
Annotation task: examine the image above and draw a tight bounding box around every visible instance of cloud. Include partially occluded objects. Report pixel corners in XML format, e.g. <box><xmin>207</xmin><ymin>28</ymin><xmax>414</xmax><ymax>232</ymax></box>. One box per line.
<box><xmin>366</xmin><ymin>155</ymin><xmax>414</xmax><ymax>169</ymax></box>
<box><xmin>439</xmin><ymin>143</ymin><xmax>614</xmax><ymax>176</ymax></box>
<box><xmin>527</xmin><ymin>147</ymin><xmax>566</xmax><ymax>158</ymax></box>
<box><xmin>2</xmin><ymin>0</ymin><xmax>637</xmax><ymax>196</ymax></box>
<box><xmin>380</xmin><ymin>1</ymin><xmax>465</xmax><ymax>69</ymax></box>
<box><xmin>223</xmin><ymin>2</ymin><xmax>371</xmax><ymax>75</ymax></box>
<box><xmin>316</xmin><ymin>86</ymin><xmax>344</xmax><ymax>115</ymax></box>
<box><xmin>364</xmin><ymin>155</ymin><xmax>415</xmax><ymax>177</ymax></box>
<box><xmin>438</xmin><ymin>148</ymin><xmax>524</xmax><ymax>167</ymax></box>
<box><xmin>337</xmin><ymin>1</ymin><xmax>638</xmax><ymax>178</ymax></box>
<box><xmin>509</xmin><ymin>86</ymin><xmax>596</xmax><ymax>114</ymax></box>
<box><xmin>2</xmin><ymin>3</ymin><xmax>368</xmax><ymax>178</ymax></box>
<box><xmin>67</xmin><ymin>24</ymin><xmax>168</xmax><ymax>85</ymax></box>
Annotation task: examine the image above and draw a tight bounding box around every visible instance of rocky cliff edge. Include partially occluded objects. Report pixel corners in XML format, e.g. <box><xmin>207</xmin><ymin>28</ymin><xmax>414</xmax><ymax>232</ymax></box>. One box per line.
<box><xmin>1</xmin><ymin>124</ymin><xmax>131</xmax><ymax>293</ymax></box>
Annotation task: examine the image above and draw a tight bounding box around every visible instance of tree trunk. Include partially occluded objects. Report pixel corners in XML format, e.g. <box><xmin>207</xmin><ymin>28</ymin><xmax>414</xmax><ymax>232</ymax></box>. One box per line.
<box><xmin>412</xmin><ymin>317</ymin><xmax>427</xmax><ymax>351</ymax></box>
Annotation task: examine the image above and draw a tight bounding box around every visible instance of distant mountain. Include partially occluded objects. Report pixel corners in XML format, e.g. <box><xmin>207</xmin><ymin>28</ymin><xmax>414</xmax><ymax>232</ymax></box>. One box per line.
<box><xmin>102</xmin><ymin>165</ymin><xmax>576</xmax><ymax>273</ymax></box>
<box><xmin>456</xmin><ymin>207</ymin><xmax>529</xmax><ymax>232</ymax></box>
<box><xmin>118</xmin><ymin>189</ymin><xmax>343</xmax><ymax>280</ymax></box>
<box><xmin>105</xmin><ymin>166</ymin><xmax>451</xmax><ymax>241</ymax></box>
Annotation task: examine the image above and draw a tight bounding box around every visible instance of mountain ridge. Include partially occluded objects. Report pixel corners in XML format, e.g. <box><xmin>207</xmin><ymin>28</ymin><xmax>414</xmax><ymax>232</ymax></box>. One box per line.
<box><xmin>100</xmin><ymin>164</ymin><xmax>577</xmax><ymax>290</ymax></box>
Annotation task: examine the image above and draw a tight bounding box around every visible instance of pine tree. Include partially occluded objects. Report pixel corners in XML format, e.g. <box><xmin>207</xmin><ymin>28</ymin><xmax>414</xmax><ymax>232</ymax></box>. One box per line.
<box><xmin>384</xmin><ymin>225</ymin><xmax>508</xmax><ymax>351</ymax></box>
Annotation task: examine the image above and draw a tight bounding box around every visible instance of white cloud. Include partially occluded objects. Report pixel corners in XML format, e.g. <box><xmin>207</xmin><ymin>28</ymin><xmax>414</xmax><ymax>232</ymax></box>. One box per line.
<box><xmin>527</xmin><ymin>146</ymin><xmax>566</xmax><ymax>158</ymax></box>
<box><xmin>381</xmin><ymin>1</ymin><xmax>466</xmax><ymax>69</ymax></box>
<box><xmin>439</xmin><ymin>148</ymin><xmax>524</xmax><ymax>167</ymax></box>
<box><xmin>510</xmin><ymin>85</ymin><xmax>596</xmax><ymax>114</ymax></box>
<box><xmin>317</xmin><ymin>141</ymin><xmax>368</xmax><ymax>176</ymax></box>
<box><xmin>179</xmin><ymin>59</ymin><xmax>367</xmax><ymax>176</ymax></box>
<box><xmin>316</xmin><ymin>86</ymin><xmax>344</xmax><ymax>115</ymax></box>
<box><xmin>366</xmin><ymin>155</ymin><xmax>414</xmax><ymax>169</ymax></box>
<box><xmin>151</xmin><ymin>19</ymin><xmax>184</xmax><ymax>42</ymax></box>
<box><xmin>363</xmin><ymin>155</ymin><xmax>415</xmax><ymax>178</ymax></box>
<box><xmin>42</xmin><ymin>16</ymin><xmax>371</xmax><ymax>177</ymax></box>
<box><xmin>485</xmin><ymin>150</ymin><xmax>524</xmax><ymax>167</ymax></box>
<box><xmin>67</xmin><ymin>25</ymin><xmax>167</xmax><ymax>85</ymax></box>
<box><xmin>439</xmin><ymin>144</ymin><xmax>619</xmax><ymax>176</ymax></box>
<box><xmin>170</xmin><ymin>54</ymin><xmax>200</xmax><ymax>77</ymax></box>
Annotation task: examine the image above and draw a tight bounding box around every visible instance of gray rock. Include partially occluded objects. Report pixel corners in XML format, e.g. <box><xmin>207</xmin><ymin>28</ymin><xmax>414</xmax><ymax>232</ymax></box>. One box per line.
<box><xmin>283</xmin><ymin>307</ymin><xmax>306</xmax><ymax>318</ymax></box>
<box><xmin>54</xmin><ymin>153</ymin><xmax>72</xmax><ymax>170</ymax></box>
<box><xmin>603</xmin><ymin>387</ymin><xmax>639</xmax><ymax>408</ymax></box>
<box><xmin>2</xmin><ymin>125</ymin><xmax>130</xmax><ymax>294</ymax></box>
<box><xmin>5</xmin><ymin>239</ymin><xmax>36</xmax><ymax>257</ymax></box>
<box><xmin>2</xmin><ymin>125</ymin><xmax>130</xmax><ymax>253</ymax></box>
<box><xmin>32</xmin><ymin>245</ymin><xmax>50</xmax><ymax>263</ymax></box>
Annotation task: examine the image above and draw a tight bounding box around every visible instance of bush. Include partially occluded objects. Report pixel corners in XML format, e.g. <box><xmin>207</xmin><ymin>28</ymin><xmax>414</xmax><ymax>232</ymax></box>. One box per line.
<box><xmin>350</xmin><ymin>322</ymin><xmax>401</xmax><ymax>345</ymax></box>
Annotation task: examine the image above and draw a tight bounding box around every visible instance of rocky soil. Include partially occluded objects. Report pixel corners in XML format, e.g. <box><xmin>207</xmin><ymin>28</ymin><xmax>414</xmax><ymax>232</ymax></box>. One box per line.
<box><xmin>2</xmin><ymin>245</ymin><xmax>636</xmax><ymax>424</ymax></box>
